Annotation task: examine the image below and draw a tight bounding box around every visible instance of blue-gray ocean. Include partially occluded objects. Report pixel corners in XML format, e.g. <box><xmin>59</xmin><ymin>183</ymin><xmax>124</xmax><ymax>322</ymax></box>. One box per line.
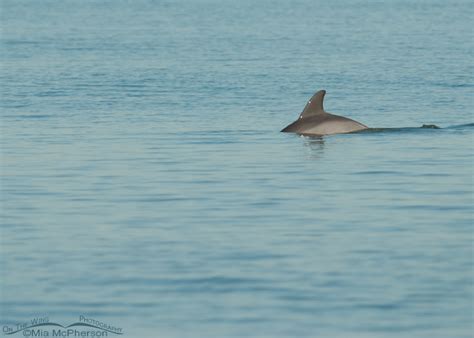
<box><xmin>1</xmin><ymin>0</ymin><xmax>473</xmax><ymax>337</ymax></box>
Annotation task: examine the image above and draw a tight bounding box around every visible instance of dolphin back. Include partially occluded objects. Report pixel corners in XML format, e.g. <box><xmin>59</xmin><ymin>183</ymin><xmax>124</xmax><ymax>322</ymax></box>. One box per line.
<box><xmin>282</xmin><ymin>89</ymin><xmax>369</xmax><ymax>136</ymax></box>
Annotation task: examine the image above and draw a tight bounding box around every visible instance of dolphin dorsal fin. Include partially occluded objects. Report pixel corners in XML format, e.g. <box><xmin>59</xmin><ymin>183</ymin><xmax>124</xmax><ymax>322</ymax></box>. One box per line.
<box><xmin>299</xmin><ymin>90</ymin><xmax>326</xmax><ymax>119</ymax></box>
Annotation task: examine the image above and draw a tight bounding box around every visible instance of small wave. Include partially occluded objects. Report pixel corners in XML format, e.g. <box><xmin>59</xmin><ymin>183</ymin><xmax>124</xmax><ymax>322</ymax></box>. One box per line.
<box><xmin>357</xmin><ymin>123</ymin><xmax>474</xmax><ymax>134</ymax></box>
<box><xmin>445</xmin><ymin>123</ymin><xmax>474</xmax><ymax>129</ymax></box>
<box><xmin>5</xmin><ymin>114</ymin><xmax>53</xmax><ymax>120</ymax></box>
<box><xmin>358</xmin><ymin>126</ymin><xmax>441</xmax><ymax>134</ymax></box>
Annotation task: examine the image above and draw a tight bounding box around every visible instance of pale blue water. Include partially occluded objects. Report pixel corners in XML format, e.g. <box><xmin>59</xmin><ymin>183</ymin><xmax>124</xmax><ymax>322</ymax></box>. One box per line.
<box><xmin>1</xmin><ymin>0</ymin><xmax>473</xmax><ymax>337</ymax></box>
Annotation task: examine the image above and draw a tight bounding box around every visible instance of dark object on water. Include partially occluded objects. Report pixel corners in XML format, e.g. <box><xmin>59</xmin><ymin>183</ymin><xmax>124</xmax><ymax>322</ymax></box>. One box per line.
<box><xmin>421</xmin><ymin>124</ymin><xmax>441</xmax><ymax>129</ymax></box>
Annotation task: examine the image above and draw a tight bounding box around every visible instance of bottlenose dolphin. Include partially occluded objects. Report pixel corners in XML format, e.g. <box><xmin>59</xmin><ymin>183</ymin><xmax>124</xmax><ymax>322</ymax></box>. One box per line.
<box><xmin>281</xmin><ymin>90</ymin><xmax>368</xmax><ymax>136</ymax></box>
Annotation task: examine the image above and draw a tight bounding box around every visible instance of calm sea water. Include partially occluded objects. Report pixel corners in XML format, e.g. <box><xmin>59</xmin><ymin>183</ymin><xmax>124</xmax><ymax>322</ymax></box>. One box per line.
<box><xmin>1</xmin><ymin>0</ymin><xmax>473</xmax><ymax>337</ymax></box>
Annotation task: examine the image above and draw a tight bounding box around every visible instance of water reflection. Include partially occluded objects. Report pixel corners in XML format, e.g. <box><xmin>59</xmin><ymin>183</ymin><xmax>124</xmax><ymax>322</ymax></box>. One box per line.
<box><xmin>302</xmin><ymin>135</ymin><xmax>325</xmax><ymax>159</ymax></box>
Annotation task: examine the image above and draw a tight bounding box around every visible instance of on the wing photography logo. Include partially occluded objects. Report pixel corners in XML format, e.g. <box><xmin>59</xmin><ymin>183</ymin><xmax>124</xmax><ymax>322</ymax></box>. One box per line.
<box><xmin>2</xmin><ymin>316</ymin><xmax>123</xmax><ymax>336</ymax></box>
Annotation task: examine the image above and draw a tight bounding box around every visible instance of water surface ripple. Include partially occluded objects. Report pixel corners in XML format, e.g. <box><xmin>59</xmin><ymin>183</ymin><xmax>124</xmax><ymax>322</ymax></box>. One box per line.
<box><xmin>1</xmin><ymin>0</ymin><xmax>473</xmax><ymax>337</ymax></box>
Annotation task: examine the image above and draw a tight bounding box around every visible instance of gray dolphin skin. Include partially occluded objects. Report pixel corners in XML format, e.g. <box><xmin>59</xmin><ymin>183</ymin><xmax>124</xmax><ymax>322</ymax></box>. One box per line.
<box><xmin>281</xmin><ymin>90</ymin><xmax>368</xmax><ymax>136</ymax></box>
